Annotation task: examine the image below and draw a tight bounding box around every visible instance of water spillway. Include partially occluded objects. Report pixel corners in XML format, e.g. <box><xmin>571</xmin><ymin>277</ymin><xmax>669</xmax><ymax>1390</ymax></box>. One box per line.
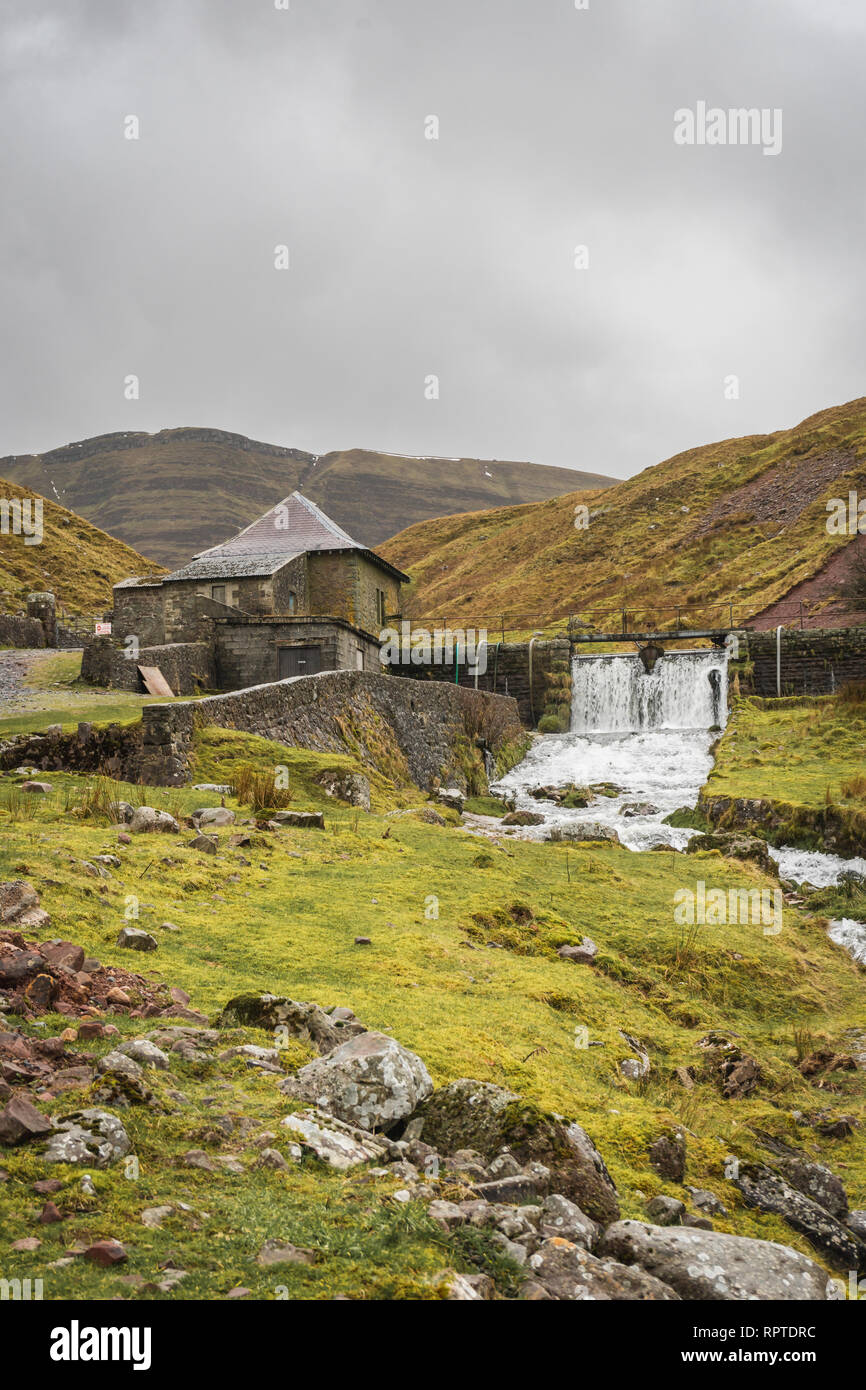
<box><xmin>492</xmin><ymin>649</ymin><xmax>729</xmax><ymax>850</ymax></box>
<box><xmin>570</xmin><ymin>650</ymin><xmax>727</xmax><ymax>735</ymax></box>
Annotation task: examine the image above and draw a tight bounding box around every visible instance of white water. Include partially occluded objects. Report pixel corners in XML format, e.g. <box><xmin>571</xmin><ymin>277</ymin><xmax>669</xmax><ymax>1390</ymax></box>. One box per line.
<box><xmin>571</xmin><ymin>650</ymin><xmax>727</xmax><ymax>734</ymax></box>
<box><xmin>492</xmin><ymin>650</ymin><xmax>728</xmax><ymax>850</ymax></box>
<box><xmin>829</xmin><ymin>919</ymin><xmax>866</xmax><ymax>965</ymax></box>
<box><xmin>768</xmin><ymin>845</ymin><xmax>866</xmax><ymax>888</ymax></box>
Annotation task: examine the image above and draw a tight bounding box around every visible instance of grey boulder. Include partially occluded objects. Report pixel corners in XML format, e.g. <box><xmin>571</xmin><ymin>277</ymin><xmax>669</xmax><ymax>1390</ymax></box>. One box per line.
<box><xmin>44</xmin><ymin>1109</ymin><xmax>131</xmax><ymax>1167</ymax></box>
<box><xmin>522</xmin><ymin>1237</ymin><xmax>680</xmax><ymax>1301</ymax></box>
<box><xmin>280</xmin><ymin>1031</ymin><xmax>433</xmax><ymax>1131</ymax></box>
<box><xmin>735</xmin><ymin>1168</ymin><xmax>866</xmax><ymax>1273</ymax></box>
<box><xmin>116</xmin><ymin>927</ymin><xmax>158</xmax><ymax>952</ymax></box>
<box><xmin>192</xmin><ymin>807</ymin><xmax>236</xmax><ymax>828</ymax></box>
<box><xmin>129</xmin><ymin>807</ymin><xmax>180</xmax><ymax>834</ymax></box>
<box><xmin>600</xmin><ymin>1220</ymin><xmax>839</xmax><ymax>1300</ymax></box>
<box><xmin>281</xmin><ymin>1109</ymin><xmax>389</xmax><ymax>1169</ymax></box>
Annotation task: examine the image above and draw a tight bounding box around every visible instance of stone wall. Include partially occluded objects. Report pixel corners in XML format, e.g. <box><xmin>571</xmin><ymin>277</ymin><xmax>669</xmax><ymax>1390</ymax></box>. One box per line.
<box><xmin>0</xmin><ymin>721</ymin><xmax>142</xmax><ymax>781</ymax></box>
<box><xmin>307</xmin><ymin>552</ymin><xmax>401</xmax><ymax>632</ymax></box>
<box><xmin>0</xmin><ymin>614</ymin><xmax>45</xmax><ymax>648</ymax></box>
<box><xmin>214</xmin><ymin>617</ymin><xmax>380</xmax><ymax>689</ymax></box>
<box><xmin>136</xmin><ymin>669</ymin><xmax>523</xmax><ymax>787</ymax></box>
<box><xmin>113</xmin><ymin>581</ymin><xmax>166</xmax><ymax>646</ymax></box>
<box><xmin>389</xmin><ymin>637</ymin><xmax>571</xmax><ymax>728</ymax></box>
<box><xmin>744</xmin><ymin>626</ymin><xmax>866</xmax><ymax>697</ymax></box>
<box><xmin>26</xmin><ymin>593</ymin><xmax>56</xmax><ymax>646</ymax></box>
<box><xmin>80</xmin><ymin>637</ymin><xmax>216</xmax><ymax>695</ymax></box>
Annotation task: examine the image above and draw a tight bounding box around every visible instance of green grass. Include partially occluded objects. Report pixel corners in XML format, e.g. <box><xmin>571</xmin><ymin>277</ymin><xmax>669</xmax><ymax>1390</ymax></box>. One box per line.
<box><xmin>1</xmin><ymin>723</ymin><xmax>865</xmax><ymax>1297</ymax></box>
<box><xmin>707</xmin><ymin>693</ymin><xmax>866</xmax><ymax>811</ymax></box>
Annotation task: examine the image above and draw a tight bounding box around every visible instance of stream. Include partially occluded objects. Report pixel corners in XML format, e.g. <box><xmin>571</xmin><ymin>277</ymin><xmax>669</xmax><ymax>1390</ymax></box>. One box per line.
<box><xmin>482</xmin><ymin>648</ymin><xmax>866</xmax><ymax>964</ymax></box>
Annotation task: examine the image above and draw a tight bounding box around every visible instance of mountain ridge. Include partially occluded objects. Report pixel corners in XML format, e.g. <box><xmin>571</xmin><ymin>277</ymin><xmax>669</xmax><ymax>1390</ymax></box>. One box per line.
<box><xmin>1</xmin><ymin>427</ymin><xmax>614</xmax><ymax>569</ymax></box>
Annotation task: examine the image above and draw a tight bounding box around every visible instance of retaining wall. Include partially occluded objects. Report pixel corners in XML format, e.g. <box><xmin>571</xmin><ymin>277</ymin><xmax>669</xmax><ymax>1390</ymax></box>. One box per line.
<box><xmin>744</xmin><ymin>626</ymin><xmax>866</xmax><ymax>697</ymax></box>
<box><xmin>136</xmin><ymin>670</ymin><xmax>523</xmax><ymax>787</ymax></box>
<box><xmin>388</xmin><ymin>637</ymin><xmax>571</xmax><ymax>728</ymax></box>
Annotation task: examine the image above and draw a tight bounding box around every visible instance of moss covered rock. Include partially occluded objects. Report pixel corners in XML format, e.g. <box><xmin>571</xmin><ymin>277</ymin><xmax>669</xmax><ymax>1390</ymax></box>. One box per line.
<box><xmin>415</xmin><ymin>1079</ymin><xmax>620</xmax><ymax>1225</ymax></box>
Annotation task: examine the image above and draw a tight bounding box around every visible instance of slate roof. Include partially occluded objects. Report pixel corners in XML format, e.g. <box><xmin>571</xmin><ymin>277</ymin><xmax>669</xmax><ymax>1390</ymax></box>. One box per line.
<box><xmin>158</xmin><ymin>492</ymin><xmax>409</xmax><ymax>584</ymax></box>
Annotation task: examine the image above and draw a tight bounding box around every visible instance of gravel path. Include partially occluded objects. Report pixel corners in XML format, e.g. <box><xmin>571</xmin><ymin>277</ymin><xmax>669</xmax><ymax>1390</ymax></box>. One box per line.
<box><xmin>0</xmin><ymin>648</ymin><xmax>64</xmax><ymax>712</ymax></box>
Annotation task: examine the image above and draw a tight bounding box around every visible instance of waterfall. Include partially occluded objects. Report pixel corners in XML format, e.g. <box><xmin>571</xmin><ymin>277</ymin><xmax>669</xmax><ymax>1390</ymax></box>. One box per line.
<box><xmin>570</xmin><ymin>650</ymin><xmax>728</xmax><ymax>735</ymax></box>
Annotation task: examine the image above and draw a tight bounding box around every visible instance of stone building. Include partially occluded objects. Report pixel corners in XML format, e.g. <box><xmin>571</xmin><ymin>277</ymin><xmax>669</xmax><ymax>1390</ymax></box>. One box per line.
<box><xmin>101</xmin><ymin>492</ymin><xmax>409</xmax><ymax>692</ymax></box>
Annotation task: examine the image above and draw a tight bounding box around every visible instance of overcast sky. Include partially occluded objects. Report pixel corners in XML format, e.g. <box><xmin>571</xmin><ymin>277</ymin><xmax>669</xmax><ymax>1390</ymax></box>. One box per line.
<box><xmin>1</xmin><ymin>0</ymin><xmax>864</xmax><ymax>478</ymax></box>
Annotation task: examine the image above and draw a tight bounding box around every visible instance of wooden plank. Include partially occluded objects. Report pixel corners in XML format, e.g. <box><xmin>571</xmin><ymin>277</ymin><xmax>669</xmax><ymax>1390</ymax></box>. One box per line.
<box><xmin>138</xmin><ymin>665</ymin><xmax>174</xmax><ymax>697</ymax></box>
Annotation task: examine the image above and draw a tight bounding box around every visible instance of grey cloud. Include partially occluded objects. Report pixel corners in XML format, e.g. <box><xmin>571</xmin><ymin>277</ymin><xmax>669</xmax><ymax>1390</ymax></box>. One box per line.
<box><xmin>0</xmin><ymin>0</ymin><xmax>863</xmax><ymax>480</ymax></box>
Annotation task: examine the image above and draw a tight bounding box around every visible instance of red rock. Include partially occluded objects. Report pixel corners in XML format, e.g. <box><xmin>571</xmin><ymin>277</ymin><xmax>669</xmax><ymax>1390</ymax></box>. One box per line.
<box><xmin>39</xmin><ymin>941</ymin><xmax>85</xmax><ymax>972</ymax></box>
<box><xmin>85</xmin><ymin>1240</ymin><xmax>128</xmax><ymax>1267</ymax></box>
<box><xmin>39</xmin><ymin>1201</ymin><xmax>63</xmax><ymax>1224</ymax></box>
<box><xmin>103</xmin><ymin>1024</ymin><xmax>120</xmax><ymax>1037</ymax></box>
<box><xmin>25</xmin><ymin>974</ymin><xmax>59</xmax><ymax>1011</ymax></box>
<box><xmin>117</xmin><ymin>834</ymin><xmax>131</xmax><ymax>845</ymax></box>
<box><xmin>33</xmin><ymin>1178</ymin><xmax>64</xmax><ymax>1194</ymax></box>
<box><xmin>59</xmin><ymin>1028</ymin><xmax>77</xmax><ymax>1042</ymax></box>
<box><xmin>0</xmin><ymin>948</ymin><xmax>43</xmax><ymax>986</ymax></box>
<box><xmin>225</xmin><ymin>1286</ymin><xmax>252</xmax><ymax>1298</ymax></box>
<box><xmin>0</xmin><ymin>1094</ymin><xmax>53</xmax><ymax>1144</ymax></box>
<box><xmin>77</xmin><ymin>1020</ymin><xmax>105</xmax><ymax>1040</ymax></box>
<box><xmin>12</xmin><ymin>1236</ymin><xmax>41</xmax><ymax>1252</ymax></box>
<box><xmin>170</xmin><ymin>986</ymin><xmax>190</xmax><ymax>1006</ymax></box>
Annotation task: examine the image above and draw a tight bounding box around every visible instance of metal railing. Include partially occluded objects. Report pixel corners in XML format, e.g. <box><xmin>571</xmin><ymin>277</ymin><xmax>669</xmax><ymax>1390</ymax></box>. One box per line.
<box><xmin>394</xmin><ymin>598</ymin><xmax>852</xmax><ymax>642</ymax></box>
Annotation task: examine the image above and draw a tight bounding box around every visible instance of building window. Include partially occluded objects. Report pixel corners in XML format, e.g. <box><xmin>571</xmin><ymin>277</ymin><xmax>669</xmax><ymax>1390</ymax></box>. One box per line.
<box><xmin>211</xmin><ymin>585</ymin><xmax>226</xmax><ymax>604</ymax></box>
<box><xmin>288</xmin><ymin>591</ymin><xmax>297</xmax><ymax>614</ymax></box>
<box><xmin>376</xmin><ymin>589</ymin><xmax>387</xmax><ymax>626</ymax></box>
<box><xmin>355</xmin><ymin>648</ymin><xmax>364</xmax><ymax>670</ymax></box>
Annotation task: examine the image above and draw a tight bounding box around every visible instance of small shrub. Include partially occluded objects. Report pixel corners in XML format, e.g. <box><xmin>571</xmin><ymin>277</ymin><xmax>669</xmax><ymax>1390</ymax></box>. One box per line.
<box><xmin>232</xmin><ymin>764</ymin><xmax>293</xmax><ymax>813</ymax></box>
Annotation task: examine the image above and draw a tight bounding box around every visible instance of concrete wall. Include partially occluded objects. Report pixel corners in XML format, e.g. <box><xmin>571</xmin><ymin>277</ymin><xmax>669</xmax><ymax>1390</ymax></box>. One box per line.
<box><xmin>744</xmin><ymin>625</ymin><xmax>866</xmax><ymax>697</ymax></box>
<box><xmin>136</xmin><ymin>669</ymin><xmax>523</xmax><ymax>787</ymax></box>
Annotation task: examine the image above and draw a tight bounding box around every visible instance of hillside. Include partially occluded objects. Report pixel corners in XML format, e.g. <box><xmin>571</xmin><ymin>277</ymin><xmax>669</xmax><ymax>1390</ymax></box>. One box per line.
<box><xmin>0</xmin><ymin>429</ymin><xmax>613</xmax><ymax>569</ymax></box>
<box><xmin>0</xmin><ymin>479</ymin><xmax>163</xmax><ymax>618</ymax></box>
<box><xmin>380</xmin><ymin>398</ymin><xmax>866</xmax><ymax>634</ymax></box>
<box><xmin>1</xmin><ymin>722</ymin><xmax>865</xmax><ymax>1300</ymax></box>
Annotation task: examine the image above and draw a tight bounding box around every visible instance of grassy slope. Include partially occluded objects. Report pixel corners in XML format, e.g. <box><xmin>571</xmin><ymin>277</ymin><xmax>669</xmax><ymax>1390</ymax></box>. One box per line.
<box><xmin>1</xmin><ymin>724</ymin><xmax>864</xmax><ymax>1298</ymax></box>
<box><xmin>380</xmin><ymin>398</ymin><xmax>866</xmax><ymax>634</ymax></box>
<box><xmin>0</xmin><ymin>428</ymin><xmax>612</xmax><ymax>569</ymax></box>
<box><xmin>0</xmin><ymin>480</ymin><xmax>162</xmax><ymax>618</ymax></box>
<box><xmin>707</xmin><ymin>693</ymin><xmax>866</xmax><ymax>812</ymax></box>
